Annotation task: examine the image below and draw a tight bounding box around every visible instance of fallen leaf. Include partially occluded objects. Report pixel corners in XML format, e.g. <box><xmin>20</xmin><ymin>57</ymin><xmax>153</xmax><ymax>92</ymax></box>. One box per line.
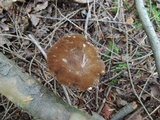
<box><xmin>30</xmin><ymin>14</ymin><xmax>40</xmax><ymax>26</ymax></box>
<box><xmin>150</xmin><ymin>84</ymin><xmax>160</xmax><ymax>97</ymax></box>
<box><xmin>0</xmin><ymin>22</ymin><xmax>9</xmax><ymax>31</ymax></box>
<box><xmin>101</xmin><ymin>104</ymin><xmax>114</xmax><ymax>119</ymax></box>
<box><xmin>126</xmin><ymin>16</ymin><xmax>134</xmax><ymax>24</ymax></box>
<box><xmin>34</xmin><ymin>1</ymin><xmax>48</xmax><ymax>11</ymax></box>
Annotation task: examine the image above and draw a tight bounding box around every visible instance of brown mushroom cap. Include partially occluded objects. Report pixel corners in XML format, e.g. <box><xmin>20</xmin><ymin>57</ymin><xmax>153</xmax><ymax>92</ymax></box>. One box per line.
<box><xmin>47</xmin><ymin>34</ymin><xmax>105</xmax><ymax>90</ymax></box>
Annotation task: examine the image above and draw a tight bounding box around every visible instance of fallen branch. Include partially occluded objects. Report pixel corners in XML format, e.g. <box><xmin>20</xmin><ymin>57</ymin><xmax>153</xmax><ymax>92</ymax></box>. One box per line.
<box><xmin>135</xmin><ymin>0</ymin><xmax>160</xmax><ymax>77</ymax></box>
<box><xmin>0</xmin><ymin>52</ymin><xmax>104</xmax><ymax>120</ymax></box>
<box><xmin>111</xmin><ymin>102</ymin><xmax>137</xmax><ymax>120</ymax></box>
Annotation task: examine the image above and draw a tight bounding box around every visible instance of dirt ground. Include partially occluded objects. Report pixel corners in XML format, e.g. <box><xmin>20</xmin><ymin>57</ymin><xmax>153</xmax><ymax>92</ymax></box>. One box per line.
<box><xmin>0</xmin><ymin>0</ymin><xmax>160</xmax><ymax>120</ymax></box>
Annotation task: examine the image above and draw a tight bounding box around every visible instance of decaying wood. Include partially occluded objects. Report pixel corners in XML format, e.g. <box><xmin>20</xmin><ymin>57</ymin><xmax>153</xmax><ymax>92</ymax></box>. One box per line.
<box><xmin>111</xmin><ymin>101</ymin><xmax>137</xmax><ymax>120</ymax></box>
<box><xmin>135</xmin><ymin>0</ymin><xmax>160</xmax><ymax>78</ymax></box>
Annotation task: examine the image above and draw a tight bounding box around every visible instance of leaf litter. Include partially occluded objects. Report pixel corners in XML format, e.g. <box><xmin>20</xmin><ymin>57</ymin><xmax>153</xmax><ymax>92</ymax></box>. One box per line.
<box><xmin>0</xmin><ymin>0</ymin><xmax>160</xmax><ymax>120</ymax></box>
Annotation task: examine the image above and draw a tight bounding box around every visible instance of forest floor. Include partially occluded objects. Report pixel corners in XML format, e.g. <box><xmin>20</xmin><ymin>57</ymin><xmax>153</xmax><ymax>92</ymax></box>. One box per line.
<box><xmin>0</xmin><ymin>0</ymin><xmax>160</xmax><ymax>120</ymax></box>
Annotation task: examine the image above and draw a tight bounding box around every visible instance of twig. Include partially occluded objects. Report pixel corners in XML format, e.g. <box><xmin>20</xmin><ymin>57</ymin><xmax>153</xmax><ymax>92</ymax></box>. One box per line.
<box><xmin>143</xmin><ymin>105</ymin><xmax>160</xmax><ymax>120</ymax></box>
<box><xmin>84</xmin><ymin>3</ymin><xmax>92</xmax><ymax>39</ymax></box>
<box><xmin>137</xmin><ymin>85</ymin><xmax>160</xmax><ymax>103</ymax></box>
<box><xmin>28</xmin><ymin>34</ymin><xmax>47</xmax><ymax>60</ymax></box>
<box><xmin>113</xmin><ymin>0</ymin><xmax>120</xmax><ymax>20</ymax></box>
<box><xmin>29</xmin><ymin>53</ymin><xmax>36</xmax><ymax>75</ymax></box>
<box><xmin>139</xmin><ymin>75</ymin><xmax>151</xmax><ymax>98</ymax></box>
<box><xmin>52</xmin><ymin>4</ymin><xmax>90</xmax><ymax>37</ymax></box>
<box><xmin>28</xmin><ymin>34</ymin><xmax>72</xmax><ymax>105</ymax></box>
<box><xmin>135</xmin><ymin>0</ymin><xmax>160</xmax><ymax>78</ymax></box>
<box><xmin>111</xmin><ymin>102</ymin><xmax>137</xmax><ymax>120</ymax></box>
<box><xmin>149</xmin><ymin>105</ymin><xmax>160</xmax><ymax>117</ymax></box>
<box><xmin>127</xmin><ymin>59</ymin><xmax>153</xmax><ymax>120</ymax></box>
<box><xmin>62</xmin><ymin>85</ymin><xmax>72</xmax><ymax>105</ymax></box>
<box><xmin>96</xmin><ymin>86</ymin><xmax>99</xmax><ymax>108</ymax></box>
<box><xmin>98</xmin><ymin>71</ymin><xmax>123</xmax><ymax>86</ymax></box>
<box><xmin>37</xmin><ymin>15</ymin><xmax>133</xmax><ymax>25</ymax></box>
<box><xmin>97</xmin><ymin>86</ymin><xmax>112</xmax><ymax>114</ymax></box>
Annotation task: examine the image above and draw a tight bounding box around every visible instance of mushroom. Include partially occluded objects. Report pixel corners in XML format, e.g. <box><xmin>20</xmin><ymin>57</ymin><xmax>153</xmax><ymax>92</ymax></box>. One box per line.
<box><xmin>47</xmin><ymin>34</ymin><xmax>105</xmax><ymax>90</ymax></box>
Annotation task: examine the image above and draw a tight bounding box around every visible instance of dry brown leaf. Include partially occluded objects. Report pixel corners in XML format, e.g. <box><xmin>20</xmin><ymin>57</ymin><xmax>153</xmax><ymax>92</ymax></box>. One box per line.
<box><xmin>34</xmin><ymin>1</ymin><xmax>48</xmax><ymax>11</ymax></box>
<box><xmin>101</xmin><ymin>104</ymin><xmax>114</xmax><ymax>119</ymax></box>
<box><xmin>30</xmin><ymin>14</ymin><xmax>40</xmax><ymax>26</ymax></box>
<box><xmin>74</xmin><ymin>0</ymin><xmax>93</xmax><ymax>3</ymax></box>
<box><xmin>126</xmin><ymin>16</ymin><xmax>134</xmax><ymax>24</ymax></box>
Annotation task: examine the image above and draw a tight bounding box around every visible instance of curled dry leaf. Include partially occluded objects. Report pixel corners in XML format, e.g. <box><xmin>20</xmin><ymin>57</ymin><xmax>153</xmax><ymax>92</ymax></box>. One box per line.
<box><xmin>30</xmin><ymin>14</ymin><xmax>40</xmax><ymax>26</ymax></box>
<box><xmin>47</xmin><ymin>34</ymin><xmax>105</xmax><ymax>90</ymax></box>
<box><xmin>126</xmin><ymin>16</ymin><xmax>134</xmax><ymax>24</ymax></box>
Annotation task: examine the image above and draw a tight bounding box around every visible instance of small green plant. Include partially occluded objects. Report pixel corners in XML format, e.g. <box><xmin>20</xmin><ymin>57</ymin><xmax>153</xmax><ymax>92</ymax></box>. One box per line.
<box><xmin>112</xmin><ymin>62</ymin><xmax>127</xmax><ymax>72</ymax></box>
<box><xmin>151</xmin><ymin>4</ymin><xmax>160</xmax><ymax>30</ymax></box>
<box><xmin>134</xmin><ymin>19</ymin><xmax>143</xmax><ymax>29</ymax></box>
<box><xmin>102</xmin><ymin>41</ymin><xmax>119</xmax><ymax>61</ymax></box>
<box><xmin>123</xmin><ymin>0</ymin><xmax>131</xmax><ymax>11</ymax></box>
<box><xmin>108</xmin><ymin>78</ymin><xmax>118</xmax><ymax>85</ymax></box>
<box><xmin>145</xmin><ymin>1</ymin><xmax>160</xmax><ymax>30</ymax></box>
<box><xmin>112</xmin><ymin>0</ymin><xmax>118</xmax><ymax>14</ymax></box>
